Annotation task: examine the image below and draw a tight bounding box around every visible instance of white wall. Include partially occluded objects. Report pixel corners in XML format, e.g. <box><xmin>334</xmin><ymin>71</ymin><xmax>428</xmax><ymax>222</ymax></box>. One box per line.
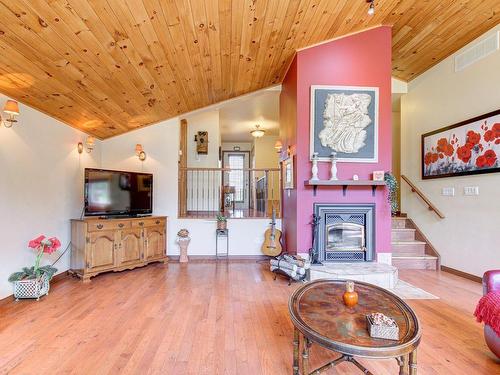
<box><xmin>401</xmin><ymin>25</ymin><xmax>500</xmax><ymax>277</ymax></box>
<box><xmin>0</xmin><ymin>96</ymin><xmax>101</xmax><ymax>298</ymax></box>
<box><xmin>101</xmin><ymin>118</ymin><xmax>280</xmax><ymax>258</ymax></box>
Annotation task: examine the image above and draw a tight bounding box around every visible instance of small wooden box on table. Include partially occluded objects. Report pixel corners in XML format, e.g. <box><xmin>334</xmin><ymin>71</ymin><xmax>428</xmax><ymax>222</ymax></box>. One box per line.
<box><xmin>70</xmin><ymin>216</ymin><xmax>168</xmax><ymax>282</ymax></box>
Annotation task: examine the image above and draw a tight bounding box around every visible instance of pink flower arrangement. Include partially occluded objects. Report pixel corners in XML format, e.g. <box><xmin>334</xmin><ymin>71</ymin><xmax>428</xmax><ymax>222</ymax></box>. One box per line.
<box><xmin>28</xmin><ymin>235</ymin><xmax>61</xmax><ymax>275</ymax></box>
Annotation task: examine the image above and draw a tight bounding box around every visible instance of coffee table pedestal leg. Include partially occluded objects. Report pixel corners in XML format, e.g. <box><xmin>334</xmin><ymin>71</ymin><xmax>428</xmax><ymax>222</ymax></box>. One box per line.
<box><xmin>293</xmin><ymin>328</ymin><xmax>299</xmax><ymax>375</ymax></box>
<box><xmin>301</xmin><ymin>336</ymin><xmax>310</xmax><ymax>375</ymax></box>
<box><xmin>398</xmin><ymin>355</ymin><xmax>408</xmax><ymax>375</ymax></box>
<box><xmin>409</xmin><ymin>350</ymin><xmax>417</xmax><ymax>375</ymax></box>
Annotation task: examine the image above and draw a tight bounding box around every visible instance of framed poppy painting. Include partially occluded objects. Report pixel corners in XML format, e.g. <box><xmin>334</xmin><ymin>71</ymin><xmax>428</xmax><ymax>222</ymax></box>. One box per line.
<box><xmin>422</xmin><ymin>109</ymin><xmax>500</xmax><ymax>179</ymax></box>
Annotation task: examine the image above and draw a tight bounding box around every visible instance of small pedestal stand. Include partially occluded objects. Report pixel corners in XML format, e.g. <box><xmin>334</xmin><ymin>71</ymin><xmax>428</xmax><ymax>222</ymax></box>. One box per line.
<box><xmin>216</xmin><ymin>229</ymin><xmax>229</xmax><ymax>258</ymax></box>
<box><xmin>177</xmin><ymin>237</ymin><xmax>190</xmax><ymax>263</ymax></box>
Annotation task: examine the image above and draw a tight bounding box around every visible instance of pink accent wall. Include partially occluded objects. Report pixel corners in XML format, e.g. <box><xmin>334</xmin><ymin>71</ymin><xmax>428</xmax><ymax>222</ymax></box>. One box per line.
<box><xmin>280</xmin><ymin>26</ymin><xmax>393</xmax><ymax>256</ymax></box>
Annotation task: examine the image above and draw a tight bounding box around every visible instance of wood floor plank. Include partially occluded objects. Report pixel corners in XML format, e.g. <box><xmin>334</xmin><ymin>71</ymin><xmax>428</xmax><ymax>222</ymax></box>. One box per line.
<box><xmin>0</xmin><ymin>261</ymin><xmax>498</xmax><ymax>374</ymax></box>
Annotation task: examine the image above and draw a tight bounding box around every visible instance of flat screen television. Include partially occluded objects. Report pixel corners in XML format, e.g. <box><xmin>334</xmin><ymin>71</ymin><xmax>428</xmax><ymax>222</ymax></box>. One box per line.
<box><xmin>84</xmin><ymin>168</ymin><xmax>153</xmax><ymax>217</ymax></box>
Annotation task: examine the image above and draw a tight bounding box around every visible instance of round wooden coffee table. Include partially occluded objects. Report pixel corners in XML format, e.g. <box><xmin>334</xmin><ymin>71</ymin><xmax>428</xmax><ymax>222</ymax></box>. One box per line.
<box><xmin>289</xmin><ymin>279</ymin><xmax>421</xmax><ymax>375</ymax></box>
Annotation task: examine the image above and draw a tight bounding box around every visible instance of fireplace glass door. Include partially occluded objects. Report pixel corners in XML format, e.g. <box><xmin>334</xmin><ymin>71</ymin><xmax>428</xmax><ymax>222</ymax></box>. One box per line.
<box><xmin>326</xmin><ymin>222</ymin><xmax>365</xmax><ymax>252</ymax></box>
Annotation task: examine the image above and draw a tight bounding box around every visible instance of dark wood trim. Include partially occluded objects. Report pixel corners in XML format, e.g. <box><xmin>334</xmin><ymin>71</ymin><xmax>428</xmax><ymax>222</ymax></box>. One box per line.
<box><xmin>178</xmin><ymin>119</ymin><xmax>188</xmax><ymax>217</ymax></box>
<box><xmin>169</xmin><ymin>255</ymin><xmax>268</xmax><ymax>262</ymax></box>
<box><xmin>441</xmin><ymin>265</ymin><xmax>482</xmax><ymax>283</ymax></box>
<box><xmin>0</xmin><ymin>271</ymin><xmax>70</xmax><ymax>307</ymax></box>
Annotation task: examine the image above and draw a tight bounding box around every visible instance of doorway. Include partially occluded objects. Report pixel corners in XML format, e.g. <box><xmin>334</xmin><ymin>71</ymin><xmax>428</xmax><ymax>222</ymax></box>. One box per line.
<box><xmin>222</xmin><ymin>151</ymin><xmax>250</xmax><ymax>210</ymax></box>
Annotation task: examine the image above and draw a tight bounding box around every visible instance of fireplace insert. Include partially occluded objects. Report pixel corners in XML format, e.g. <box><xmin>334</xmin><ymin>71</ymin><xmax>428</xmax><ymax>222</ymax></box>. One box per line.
<box><xmin>313</xmin><ymin>203</ymin><xmax>375</xmax><ymax>262</ymax></box>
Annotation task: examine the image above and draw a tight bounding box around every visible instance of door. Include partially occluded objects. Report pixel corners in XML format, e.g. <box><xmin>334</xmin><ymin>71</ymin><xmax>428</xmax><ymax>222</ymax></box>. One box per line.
<box><xmin>222</xmin><ymin>151</ymin><xmax>250</xmax><ymax>210</ymax></box>
<box><xmin>144</xmin><ymin>226</ymin><xmax>166</xmax><ymax>261</ymax></box>
<box><xmin>87</xmin><ymin>231</ymin><xmax>117</xmax><ymax>272</ymax></box>
<box><xmin>119</xmin><ymin>228</ymin><xmax>143</xmax><ymax>266</ymax></box>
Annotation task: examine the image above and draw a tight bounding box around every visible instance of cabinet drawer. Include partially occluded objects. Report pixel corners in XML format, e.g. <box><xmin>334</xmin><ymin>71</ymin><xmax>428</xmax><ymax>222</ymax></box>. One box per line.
<box><xmin>87</xmin><ymin>220</ymin><xmax>131</xmax><ymax>232</ymax></box>
<box><xmin>131</xmin><ymin>218</ymin><xmax>166</xmax><ymax>228</ymax></box>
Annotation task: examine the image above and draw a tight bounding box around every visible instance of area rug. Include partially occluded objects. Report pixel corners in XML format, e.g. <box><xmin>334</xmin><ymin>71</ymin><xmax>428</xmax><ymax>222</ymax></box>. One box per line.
<box><xmin>389</xmin><ymin>280</ymin><xmax>439</xmax><ymax>300</ymax></box>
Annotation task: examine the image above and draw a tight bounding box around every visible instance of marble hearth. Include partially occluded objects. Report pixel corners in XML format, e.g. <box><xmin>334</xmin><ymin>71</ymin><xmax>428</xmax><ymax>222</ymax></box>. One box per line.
<box><xmin>309</xmin><ymin>262</ymin><xmax>398</xmax><ymax>289</ymax></box>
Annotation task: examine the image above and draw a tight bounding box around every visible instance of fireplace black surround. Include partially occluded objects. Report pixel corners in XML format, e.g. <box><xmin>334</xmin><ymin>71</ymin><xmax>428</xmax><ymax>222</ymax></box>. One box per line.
<box><xmin>312</xmin><ymin>203</ymin><xmax>375</xmax><ymax>262</ymax></box>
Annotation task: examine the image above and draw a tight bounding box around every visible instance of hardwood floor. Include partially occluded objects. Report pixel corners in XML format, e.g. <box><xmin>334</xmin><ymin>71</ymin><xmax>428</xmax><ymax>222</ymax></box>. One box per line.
<box><xmin>0</xmin><ymin>261</ymin><xmax>498</xmax><ymax>374</ymax></box>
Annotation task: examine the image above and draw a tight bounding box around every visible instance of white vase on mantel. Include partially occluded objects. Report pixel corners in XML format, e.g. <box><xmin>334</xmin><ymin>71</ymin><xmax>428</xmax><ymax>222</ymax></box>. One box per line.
<box><xmin>329</xmin><ymin>152</ymin><xmax>338</xmax><ymax>181</ymax></box>
<box><xmin>311</xmin><ymin>152</ymin><xmax>319</xmax><ymax>181</ymax></box>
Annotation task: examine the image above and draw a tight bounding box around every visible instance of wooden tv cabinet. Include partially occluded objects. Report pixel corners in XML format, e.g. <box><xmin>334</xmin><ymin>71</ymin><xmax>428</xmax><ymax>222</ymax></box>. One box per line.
<box><xmin>69</xmin><ymin>216</ymin><xmax>168</xmax><ymax>282</ymax></box>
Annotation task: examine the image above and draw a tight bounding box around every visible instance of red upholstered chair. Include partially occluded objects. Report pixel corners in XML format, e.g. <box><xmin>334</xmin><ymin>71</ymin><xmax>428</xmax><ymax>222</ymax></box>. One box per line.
<box><xmin>482</xmin><ymin>270</ymin><xmax>500</xmax><ymax>358</ymax></box>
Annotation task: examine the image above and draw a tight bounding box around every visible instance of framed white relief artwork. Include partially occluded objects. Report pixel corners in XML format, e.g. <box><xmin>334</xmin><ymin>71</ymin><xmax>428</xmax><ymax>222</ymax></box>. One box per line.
<box><xmin>310</xmin><ymin>85</ymin><xmax>379</xmax><ymax>163</ymax></box>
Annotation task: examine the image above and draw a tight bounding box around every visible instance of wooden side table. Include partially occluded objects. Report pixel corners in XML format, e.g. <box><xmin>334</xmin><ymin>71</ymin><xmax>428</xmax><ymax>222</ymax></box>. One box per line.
<box><xmin>289</xmin><ymin>279</ymin><xmax>421</xmax><ymax>374</ymax></box>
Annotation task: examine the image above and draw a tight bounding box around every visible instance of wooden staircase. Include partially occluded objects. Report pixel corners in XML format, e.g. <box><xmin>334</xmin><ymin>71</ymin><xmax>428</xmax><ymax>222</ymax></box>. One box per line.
<box><xmin>391</xmin><ymin>216</ymin><xmax>440</xmax><ymax>270</ymax></box>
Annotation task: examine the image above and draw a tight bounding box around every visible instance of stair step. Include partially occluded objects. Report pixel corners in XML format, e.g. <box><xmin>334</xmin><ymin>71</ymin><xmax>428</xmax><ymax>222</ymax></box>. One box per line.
<box><xmin>391</xmin><ymin>241</ymin><xmax>426</xmax><ymax>256</ymax></box>
<box><xmin>391</xmin><ymin>228</ymin><xmax>416</xmax><ymax>241</ymax></box>
<box><xmin>392</xmin><ymin>256</ymin><xmax>438</xmax><ymax>270</ymax></box>
<box><xmin>391</xmin><ymin>217</ymin><xmax>407</xmax><ymax>229</ymax></box>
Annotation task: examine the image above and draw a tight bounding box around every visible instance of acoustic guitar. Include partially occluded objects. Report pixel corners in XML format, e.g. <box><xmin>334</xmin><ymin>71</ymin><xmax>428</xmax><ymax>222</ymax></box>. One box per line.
<box><xmin>261</xmin><ymin>210</ymin><xmax>283</xmax><ymax>256</ymax></box>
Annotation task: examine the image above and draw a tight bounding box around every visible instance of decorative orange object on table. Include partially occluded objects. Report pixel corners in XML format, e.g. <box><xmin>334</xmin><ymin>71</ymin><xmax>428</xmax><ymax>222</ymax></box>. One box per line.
<box><xmin>343</xmin><ymin>280</ymin><xmax>359</xmax><ymax>308</ymax></box>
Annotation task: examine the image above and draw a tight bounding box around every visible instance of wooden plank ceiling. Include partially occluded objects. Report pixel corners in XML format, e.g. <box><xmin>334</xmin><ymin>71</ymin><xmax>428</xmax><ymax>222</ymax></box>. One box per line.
<box><xmin>0</xmin><ymin>0</ymin><xmax>499</xmax><ymax>139</ymax></box>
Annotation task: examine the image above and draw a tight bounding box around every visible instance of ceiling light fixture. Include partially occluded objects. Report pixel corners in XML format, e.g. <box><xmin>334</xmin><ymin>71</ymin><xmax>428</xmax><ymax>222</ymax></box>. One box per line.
<box><xmin>367</xmin><ymin>0</ymin><xmax>375</xmax><ymax>16</ymax></box>
<box><xmin>250</xmin><ymin>125</ymin><xmax>265</xmax><ymax>138</ymax></box>
<box><xmin>0</xmin><ymin>99</ymin><xmax>20</xmax><ymax>128</ymax></box>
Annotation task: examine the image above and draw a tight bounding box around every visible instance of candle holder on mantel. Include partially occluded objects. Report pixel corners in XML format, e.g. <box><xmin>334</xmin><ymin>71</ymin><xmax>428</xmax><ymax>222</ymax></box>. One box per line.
<box><xmin>311</xmin><ymin>152</ymin><xmax>319</xmax><ymax>181</ymax></box>
<box><xmin>329</xmin><ymin>152</ymin><xmax>338</xmax><ymax>181</ymax></box>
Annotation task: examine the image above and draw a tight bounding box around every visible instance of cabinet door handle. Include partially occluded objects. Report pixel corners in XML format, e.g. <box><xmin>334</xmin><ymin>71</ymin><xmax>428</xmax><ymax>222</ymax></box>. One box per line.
<box><xmin>155</xmin><ymin>220</ymin><xmax>160</xmax><ymax>225</ymax></box>
<box><xmin>139</xmin><ymin>222</ymin><xmax>144</xmax><ymax>226</ymax></box>
<box><xmin>118</xmin><ymin>223</ymin><xmax>124</xmax><ymax>228</ymax></box>
<box><xmin>97</xmin><ymin>224</ymin><xmax>104</xmax><ymax>229</ymax></box>
<box><xmin>86</xmin><ymin>262</ymin><xmax>90</xmax><ymax>269</ymax></box>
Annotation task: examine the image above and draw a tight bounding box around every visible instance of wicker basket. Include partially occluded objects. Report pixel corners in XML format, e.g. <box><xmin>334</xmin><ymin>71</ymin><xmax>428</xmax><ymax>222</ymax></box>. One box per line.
<box><xmin>366</xmin><ymin>315</ymin><xmax>399</xmax><ymax>340</ymax></box>
<box><xmin>13</xmin><ymin>275</ymin><xmax>50</xmax><ymax>301</ymax></box>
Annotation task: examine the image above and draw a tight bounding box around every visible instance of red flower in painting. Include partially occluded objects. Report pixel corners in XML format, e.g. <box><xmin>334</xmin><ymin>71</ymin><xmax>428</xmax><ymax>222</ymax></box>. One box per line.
<box><xmin>466</xmin><ymin>130</ymin><xmax>481</xmax><ymax>146</ymax></box>
<box><xmin>436</xmin><ymin>138</ymin><xmax>454</xmax><ymax>157</ymax></box>
<box><xmin>444</xmin><ymin>144</ymin><xmax>454</xmax><ymax>157</ymax></box>
<box><xmin>484</xmin><ymin>130</ymin><xmax>495</xmax><ymax>142</ymax></box>
<box><xmin>484</xmin><ymin>150</ymin><xmax>497</xmax><ymax>167</ymax></box>
<box><xmin>493</xmin><ymin>123</ymin><xmax>500</xmax><ymax>138</ymax></box>
<box><xmin>436</xmin><ymin>138</ymin><xmax>448</xmax><ymax>152</ymax></box>
<box><xmin>424</xmin><ymin>152</ymin><xmax>433</xmax><ymax>166</ymax></box>
<box><xmin>476</xmin><ymin>155</ymin><xmax>487</xmax><ymax>168</ymax></box>
<box><xmin>457</xmin><ymin>145</ymin><xmax>472</xmax><ymax>163</ymax></box>
<box><xmin>475</xmin><ymin>150</ymin><xmax>497</xmax><ymax>168</ymax></box>
<box><xmin>465</xmin><ymin>142</ymin><xmax>474</xmax><ymax>150</ymax></box>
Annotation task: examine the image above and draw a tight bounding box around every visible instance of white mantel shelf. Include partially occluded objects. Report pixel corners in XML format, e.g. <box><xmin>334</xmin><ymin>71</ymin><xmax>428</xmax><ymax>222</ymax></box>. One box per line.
<box><xmin>304</xmin><ymin>180</ymin><xmax>386</xmax><ymax>197</ymax></box>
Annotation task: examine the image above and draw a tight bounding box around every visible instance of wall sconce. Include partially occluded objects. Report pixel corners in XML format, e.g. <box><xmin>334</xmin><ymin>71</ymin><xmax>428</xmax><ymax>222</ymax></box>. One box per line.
<box><xmin>135</xmin><ymin>144</ymin><xmax>146</xmax><ymax>161</ymax></box>
<box><xmin>0</xmin><ymin>100</ymin><xmax>20</xmax><ymax>128</ymax></box>
<box><xmin>274</xmin><ymin>140</ymin><xmax>283</xmax><ymax>153</ymax></box>
<box><xmin>77</xmin><ymin>136</ymin><xmax>95</xmax><ymax>154</ymax></box>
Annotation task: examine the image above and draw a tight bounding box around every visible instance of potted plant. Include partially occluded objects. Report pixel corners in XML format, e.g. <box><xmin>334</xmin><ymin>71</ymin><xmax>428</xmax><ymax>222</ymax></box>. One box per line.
<box><xmin>384</xmin><ymin>172</ymin><xmax>399</xmax><ymax>216</ymax></box>
<box><xmin>216</xmin><ymin>214</ymin><xmax>227</xmax><ymax>230</ymax></box>
<box><xmin>8</xmin><ymin>235</ymin><xmax>60</xmax><ymax>301</ymax></box>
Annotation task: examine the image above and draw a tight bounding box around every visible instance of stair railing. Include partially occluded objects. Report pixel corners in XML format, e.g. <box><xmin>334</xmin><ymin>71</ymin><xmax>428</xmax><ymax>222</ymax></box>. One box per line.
<box><xmin>401</xmin><ymin>175</ymin><xmax>445</xmax><ymax>219</ymax></box>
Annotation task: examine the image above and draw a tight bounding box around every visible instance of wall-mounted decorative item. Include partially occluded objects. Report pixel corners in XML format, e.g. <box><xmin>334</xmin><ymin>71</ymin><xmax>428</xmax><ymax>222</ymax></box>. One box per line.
<box><xmin>274</xmin><ymin>140</ymin><xmax>283</xmax><ymax>153</ymax></box>
<box><xmin>310</xmin><ymin>85</ymin><xmax>379</xmax><ymax>163</ymax></box>
<box><xmin>195</xmin><ymin>131</ymin><xmax>208</xmax><ymax>154</ymax></box>
<box><xmin>135</xmin><ymin>143</ymin><xmax>146</xmax><ymax>161</ymax></box>
<box><xmin>78</xmin><ymin>136</ymin><xmax>95</xmax><ymax>154</ymax></box>
<box><xmin>422</xmin><ymin>109</ymin><xmax>500</xmax><ymax>179</ymax></box>
<box><xmin>0</xmin><ymin>99</ymin><xmax>20</xmax><ymax>128</ymax></box>
<box><xmin>283</xmin><ymin>156</ymin><xmax>295</xmax><ymax>189</ymax></box>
